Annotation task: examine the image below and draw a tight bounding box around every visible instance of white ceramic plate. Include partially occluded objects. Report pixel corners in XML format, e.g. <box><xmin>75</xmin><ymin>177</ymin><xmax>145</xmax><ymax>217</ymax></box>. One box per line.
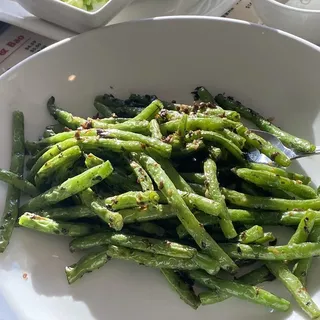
<box><xmin>0</xmin><ymin>0</ymin><xmax>238</xmax><ymax>41</ymax></box>
<box><xmin>1</xmin><ymin>16</ymin><xmax>320</xmax><ymax>320</ymax></box>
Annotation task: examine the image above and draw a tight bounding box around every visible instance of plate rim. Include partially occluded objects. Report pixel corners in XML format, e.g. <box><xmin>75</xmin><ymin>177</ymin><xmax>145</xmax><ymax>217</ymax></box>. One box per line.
<box><xmin>1</xmin><ymin>15</ymin><xmax>320</xmax><ymax>83</ymax></box>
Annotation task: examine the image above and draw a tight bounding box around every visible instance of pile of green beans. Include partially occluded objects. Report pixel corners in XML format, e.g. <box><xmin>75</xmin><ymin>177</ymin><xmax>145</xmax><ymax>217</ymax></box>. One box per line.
<box><xmin>0</xmin><ymin>87</ymin><xmax>319</xmax><ymax>317</ymax></box>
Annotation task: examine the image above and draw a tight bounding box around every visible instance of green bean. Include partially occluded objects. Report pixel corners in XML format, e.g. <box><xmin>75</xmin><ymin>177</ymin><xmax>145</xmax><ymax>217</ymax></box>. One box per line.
<box><xmin>194</xmin><ymin>87</ymin><xmax>218</xmax><ymax>105</ymax></box>
<box><xmin>104</xmin><ymin>191</ymin><xmax>160</xmax><ymax>211</ymax></box>
<box><xmin>199</xmin><ymin>266</ymin><xmax>274</xmax><ymax>305</ymax></box>
<box><xmin>129</xmin><ymin>158</ymin><xmax>154</xmax><ymax>192</ymax></box>
<box><xmin>48</xmin><ymin>97</ymin><xmax>150</xmax><ymax>133</ymax></box>
<box><xmin>161</xmin><ymin>118</ymin><xmax>235</xmax><ymax>134</ymax></box>
<box><xmin>229</xmin><ymin>209</ymin><xmax>282</xmax><ymax>225</ymax></box>
<box><xmin>286</xmin><ymin>210</ymin><xmax>316</xmax><ymax>288</ymax></box>
<box><xmin>29</xmin><ymin>136</ymin><xmax>137</xmax><ymax>183</ymax></box>
<box><xmin>26</xmin><ymin>146</ymin><xmax>51</xmax><ymax>170</ymax></box>
<box><xmin>280</xmin><ymin>211</ymin><xmax>320</xmax><ymax>226</ymax></box>
<box><xmin>19</xmin><ymin>213</ymin><xmax>101</xmax><ymax>236</ymax></box>
<box><xmin>0</xmin><ymin>111</ymin><xmax>24</xmax><ymax>252</ymax></box>
<box><xmin>199</xmin><ymin>288</ymin><xmax>231</xmax><ymax>306</ymax></box>
<box><xmin>178</xmin><ymin>190</ymin><xmax>222</xmax><ymax>217</ymax></box>
<box><xmin>158</xmin><ymin>109</ymin><xmax>181</xmax><ymax>122</ymax></box>
<box><xmin>131</xmin><ymin>99</ymin><xmax>163</xmax><ymax>121</ymax></box>
<box><xmin>239</xmin><ymin>225</ymin><xmax>264</xmax><ymax>244</ymax></box>
<box><xmin>21</xmin><ymin>161</ymin><xmax>113</xmax><ymax>213</ymax></box>
<box><xmin>119</xmin><ymin>204</ymin><xmax>175</xmax><ymax>224</ymax></box>
<box><xmin>79</xmin><ymin>188</ymin><xmax>123</xmax><ymax>231</ymax></box>
<box><xmin>80</xmin><ymin>137</ymin><xmax>151</xmax><ymax>154</ymax></box>
<box><xmin>162</xmin><ymin>108</ymin><xmax>240</xmax><ymax>122</ymax></box>
<box><xmin>106</xmin><ymin>245</ymin><xmax>203</xmax><ymax>271</ymax></box>
<box><xmin>0</xmin><ymin>169</ymin><xmax>38</xmax><ymax>197</ymax></box>
<box><xmin>309</xmin><ymin>226</ymin><xmax>320</xmax><ymax>242</ymax></box>
<box><xmin>159</xmin><ymin>108</ymin><xmax>184</xmax><ymax>122</ymax></box>
<box><xmin>186</xmin><ymin>131</ymin><xmax>244</xmax><ymax>163</ymax></box>
<box><xmin>65</xmin><ymin>249</ymin><xmax>109</xmax><ymax>284</ymax></box>
<box><xmin>142</xmin><ymin>150</ymin><xmax>194</xmax><ymax>193</ymax></box>
<box><xmin>289</xmin><ymin>210</ymin><xmax>316</xmax><ymax>245</ymax></box>
<box><xmin>222</xmin><ymin>188</ymin><xmax>320</xmax><ymax>211</ymax></box>
<box><xmin>127</xmin><ymin>93</ymin><xmax>158</xmax><ymax>107</ymax></box>
<box><xmin>239</xmin><ymin>181</ymin><xmax>264</xmax><ymax>196</ymax></box>
<box><xmin>255</xmin><ymin>232</ymin><xmax>277</xmax><ymax>244</ymax></box>
<box><xmin>234</xmin><ymin>168</ymin><xmax>317</xmax><ymax>199</ymax></box>
<box><xmin>262</xmin><ymin>186</ymin><xmax>293</xmax><ymax>200</ymax></box>
<box><xmin>172</xmin><ymin>102</ymin><xmax>209</xmax><ymax>114</ymax></box>
<box><xmin>27</xmin><ymin>138</ymin><xmax>79</xmax><ymax>182</ymax></box>
<box><xmin>199</xmin><ymin>289</ymin><xmax>230</xmax><ymax>305</ymax></box>
<box><xmin>246</xmin><ymin>162</ymin><xmax>311</xmax><ymax>185</ymax></box>
<box><xmin>46</xmin><ymin>123</ymin><xmax>67</xmax><ymax>134</ymax></box>
<box><xmin>208</xmin><ymin>146</ymin><xmax>222</xmax><ymax>161</ymax></box>
<box><xmin>30</xmin><ymin>129</ymin><xmax>96</xmax><ymax>147</ymax></box>
<box><xmin>220</xmin><ymin>129</ymin><xmax>246</xmax><ymax>149</ymax></box>
<box><xmin>176</xmin><ymin>210</ymin><xmax>281</xmax><ymax>239</ymax></box>
<box><xmin>192</xmin><ymin>252</ymin><xmax>220</xmax><ymax>275</ymax></box>
<box><xmin>94</xmin><ymin>100</ymin><xmax>113</xmax><ymax>117</ymax></box>
<box><xmin>103</xmin><ymin>171</ymin><xmax>141</xmax><ymax>193</ymax></box>
<box><xmin>161</xmin><ymin>269</ymin><xmax>200</xmax><ymax>309</ymax></box>
<box><xmin>29</xmin><ymin>138</ymin><xmax>49</xmax><ymax>154</ymax></box>
<box><xmin>236</xmin><ymin>124</ymin><xmax>291</xmax><ymax>167</ymax></box>
<box><xmin>53</xmin><ymin>155</ymin><xmax>78</xmax><ymax>185</ymax></box>
<box><xmin>69</xmin><ymin>231</ymin><xmax>197</xmax><ymax>258</ymax></box>
<box><xmin>47</xmin><ymin>97</ymin><xmax>86</xmax><ymax>129</ymax></box>
<box><xmin>149</xmin><ymin>119</ymin><xmax>162</xmax><ymax>140</ymax></box>
<box><xmin>204</xmin><ymin>159</ymin><xmax>237</xmax><ymax>239</ymax></box>
<box><xmin>127</xmin><ymin>222</ymin><xmax>165</xmax><ymax>237</ymax></box>
<box><xmin>188</xmin><ymin>183</ymin><xmax>206</xmax><ymax>196</ymax></box>
<box><xmin>35</xmin><ymin>146</ymin><xmax>82</xmax><ymax>188</ymax></box>
<box><xmin>220</xmin><ymin>242</ymin><xmax>320</xmax><ymax>260</ymax></box>
<box><xmin>266</xmin><ymin>261</ymin><xmax>320</xmax><ymax>319</ymax></box>
<box><xmin>161</xmin><ymin>133</ymin><xmax>180</xmax><ymax>149</ymax></box>
<box><xmin>42</xmin><ymin>129</ymin><xmax>55</xmax><ymax>138</ymax></box>
<box><xmin>179</xmin><ymin>173</ymin><xmax>205</xmax><ymax>185</ymax></box>
<box><xmin>134</xmin><ymin>152</ymin><xmax>238</xmax><ymax>273</ymax></box>
<box><xmin>39</xmin><ymin>206</ymin><xmax>94</xmax><ymax>221</ymax></box>
<box><xmin>95</xmin><ymin>95</ymin><xmax>143</xmax><ymax>118</ymax></box>
<box><xmin>172</xmin><ymin>140</ymin><xmax>205</xmax><ymax>158</ymax></box>
<box><xmin>84</xmin><ymin>153</ymin><xmax>103</xmax><ymax>168</ymax></box>
<box><xmin>293</xmin><ymin>258</ymin><xmax>313</xmax><ymax>287</ymax></box>
<box><xmin>215</xmin><ymin>94</ymin><xmax>316</xmax><ymax>153</ymax></box>
<box><xmin>201</xmin><ymin>109</ymin><xmax>240</xmax><ymax>122</ymax></box>
<box><xmin>176</xmin><ymin>213</ymin><xmax>218</xmax><ymax>239</ymax></box>
<box><xmin>237</xmin><ymin>265</ymin><xmax>274</xmax><ymax>284</ymax></box>
<box><xmin>177</xmin><ymin>113</ymin><xmax>188</xmax><ymax>139</ymax></box>
<box><xmin>98</xmin><ymin>118</ymin><xmax>130</xmax><ymax>124</ymax></box>
<box><xmin>189</xmin><ymin>270</ymin><xmax>290</xmax><ymax>311</ymax></box>
<box><xmin>89</xmin><ymin>119</ymin><xmax>150</xmax><ymax>134</ymax></box>
<box><xmin>36</xmin><ymin>129</ymin><xmax>172</xmax><ymax>159</ymax></box>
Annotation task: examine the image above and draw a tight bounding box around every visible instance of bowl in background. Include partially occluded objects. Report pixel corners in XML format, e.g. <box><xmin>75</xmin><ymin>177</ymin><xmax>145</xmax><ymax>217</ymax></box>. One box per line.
<box><xmin>252</xmin><ymin>0</ymin><xmax>320</xmax><ymax>44</ymax></box>
<box><xmin>110</xmin><ymin>0</ymin><xmax>239</xmax><ymax>24</ymax></box>
<box><xmin>15</xmin><ymin>0</ymin><xmax>134</xmax><ymax>33</ymax></box>
<box><xmin>1</xmin><ymin>16</ymin><xmax>320</xmax><ymax>320</ymax></box>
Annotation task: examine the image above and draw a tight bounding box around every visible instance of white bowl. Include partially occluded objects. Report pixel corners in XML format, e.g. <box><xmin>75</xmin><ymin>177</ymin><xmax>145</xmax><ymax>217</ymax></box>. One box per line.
<box><xmin>1</xmin><ymin>16</ymin><xmax>320</xmax><ymax>320</ymax></box>
<box><xmin>15</xmin><ymin>0</ymin><xmax>134</xmax><ymax>33</ymax></box>
<box><xmin>252</xmin><ymin>0</ymin><xmax>320</xmax><ymax>44</ymax></box>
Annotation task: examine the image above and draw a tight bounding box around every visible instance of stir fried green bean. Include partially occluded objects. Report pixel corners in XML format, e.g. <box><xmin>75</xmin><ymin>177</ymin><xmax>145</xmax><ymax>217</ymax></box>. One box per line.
<box><xmin>1</xmin><ymin>88</ymin><xmax>318</xmax><ymax>317</ymax></box>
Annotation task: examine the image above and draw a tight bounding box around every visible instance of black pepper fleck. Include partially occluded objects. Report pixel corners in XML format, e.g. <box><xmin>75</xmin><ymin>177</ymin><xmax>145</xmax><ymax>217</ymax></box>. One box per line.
<box><xmin>201</xmin><ymin>241</ymin><xmax>207</xmax><ymax>249</ymax></box>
